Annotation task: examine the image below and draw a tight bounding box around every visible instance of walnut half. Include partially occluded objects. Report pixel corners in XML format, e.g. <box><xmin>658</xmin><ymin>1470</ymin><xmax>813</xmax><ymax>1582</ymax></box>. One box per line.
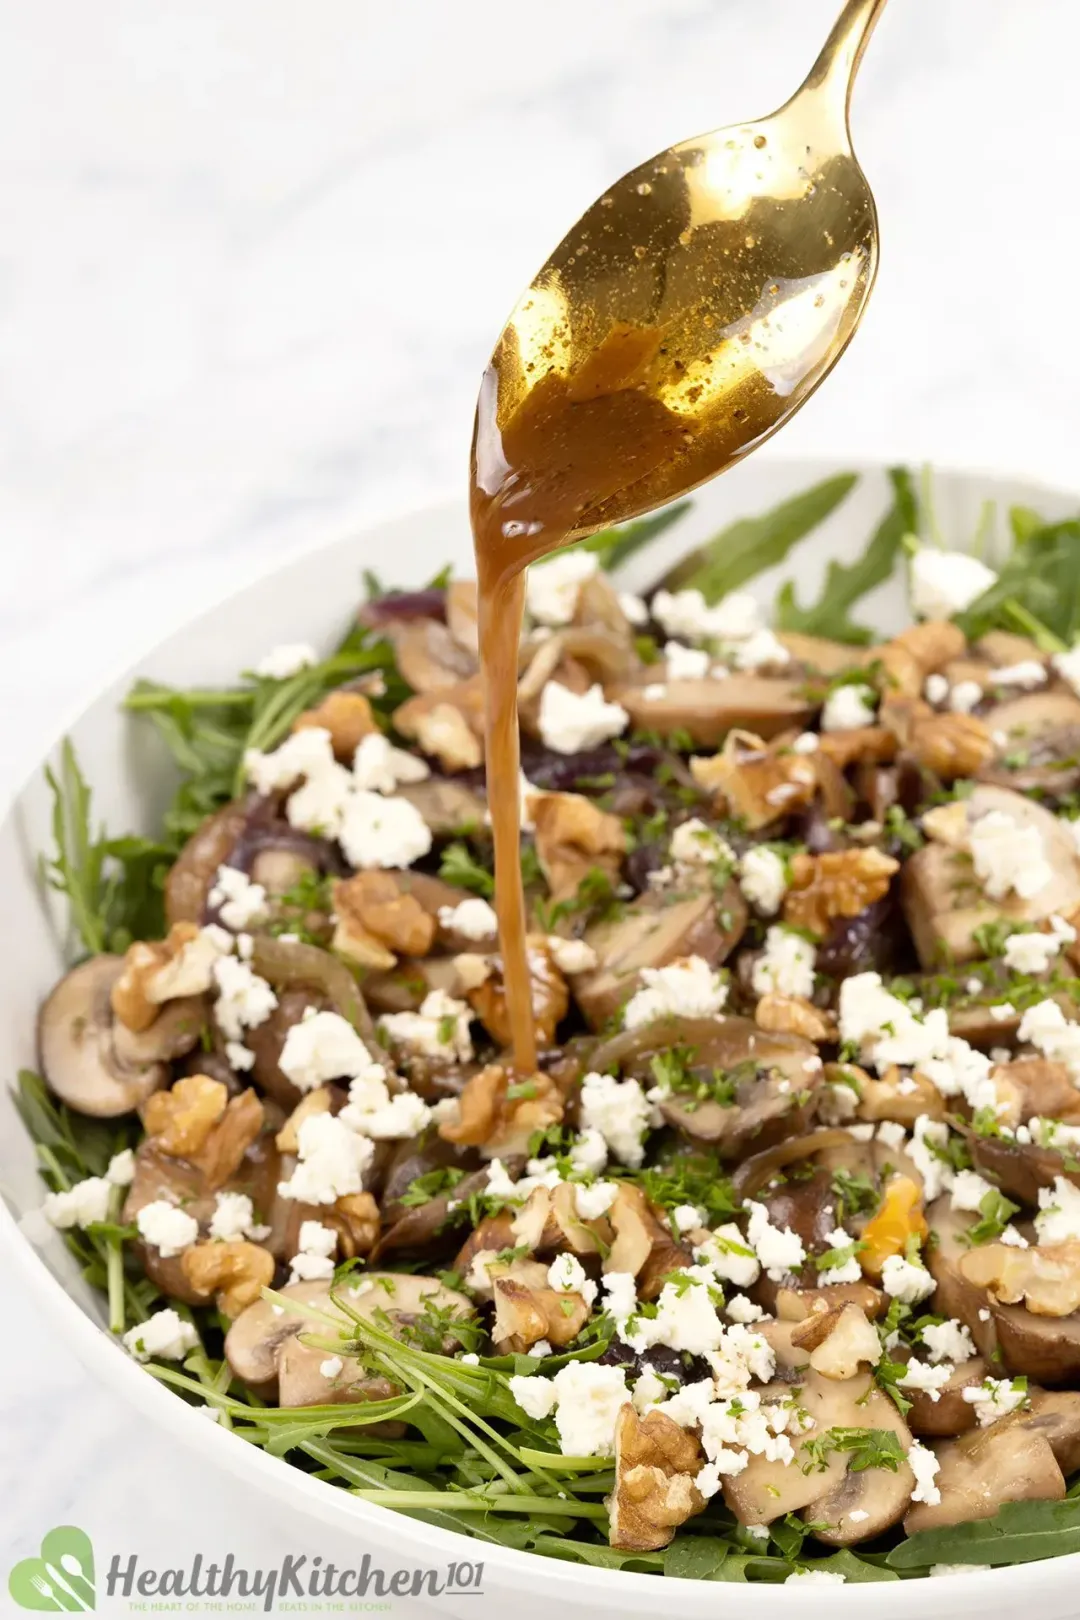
<box><xmin>783</xmin><ymin>847</ymin><xmax>898</xmax><ymax>936</ymax></box>
<box><xmin>439</xmin><ymin>1064</ymin><xmax>563</xmax><ymax>1156</ymax></box>
<box><xmin>610</xmin><ymin>1405</ymin><xmax>705</xmax><ymax>1551</ymax></box>
<box><xmin>181</xmin><ymin>1238</ymin><xmax>275</xmax><ymax>1318</ymax></box>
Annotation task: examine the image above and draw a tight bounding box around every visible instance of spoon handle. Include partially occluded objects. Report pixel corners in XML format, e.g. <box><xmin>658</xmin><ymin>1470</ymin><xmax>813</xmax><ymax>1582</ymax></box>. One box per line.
<box><xmin>803</xmin><ymin>0</ymin><xmax>888</xmax><ymax>116</ymax></box>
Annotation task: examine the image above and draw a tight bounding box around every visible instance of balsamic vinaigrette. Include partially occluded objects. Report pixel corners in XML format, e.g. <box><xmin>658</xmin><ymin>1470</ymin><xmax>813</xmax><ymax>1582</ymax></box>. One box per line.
<box><xmin>468</xmin><ymin>0</ymin><xmax>883</xmax><ymax>1069</ymax></box>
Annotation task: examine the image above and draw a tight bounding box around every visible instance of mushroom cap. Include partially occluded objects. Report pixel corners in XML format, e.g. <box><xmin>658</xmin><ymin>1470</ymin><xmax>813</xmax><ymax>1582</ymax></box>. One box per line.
<box><xmin>903</xmin><ymin>1355</ymin><xmax>988</xmax><ymax>1438</ymax></box>
<box><xmin>609</xmin><ymin>675</ymin><xmax>813</xmax><ymax>746</ymax></box>
<box><xmin>722</xmin><ymin>1359</ymin><xmax>914</xmax><ymax>1538</ymax></box>
<box><xmin>901</xmin><ymin>783</ymin><xmax>1080</xmax><ymax>967</ymax></box>
<box><xmin>903</xmin><ymin>1421</ymin><xmax>1064</xmax><ymax>1535</ymax></box>
<box><xmin>223</xmin><ymin>1272</ymin><xmax>473</xmax><ymax>1392</ymax></box>
<box><xmin>38</xmin><ymin>956</ymin><xmax>167</xmax><ymax>1117</ymax></box>
<box><xmin>165</xmin><ymin>799</ymin><xmax>250</xmax><ymax>926</ymax></box>
<box><xmin>575</xmin><ymin>882</ymin><xmax>747</xmax><ymax>1031</ymax></box>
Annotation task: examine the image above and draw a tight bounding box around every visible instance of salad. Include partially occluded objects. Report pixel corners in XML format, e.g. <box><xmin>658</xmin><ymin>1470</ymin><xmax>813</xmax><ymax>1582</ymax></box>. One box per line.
<box><xmin>20</xmin><ymin>468</ymin><xmax>1080</xmax><ymax>1585</ymax></box>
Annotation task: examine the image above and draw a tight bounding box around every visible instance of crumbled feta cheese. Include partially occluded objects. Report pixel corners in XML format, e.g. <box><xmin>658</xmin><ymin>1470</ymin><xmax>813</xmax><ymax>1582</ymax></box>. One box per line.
<box><xmin>246</xmin><ymin>727</ymin><xmax>335</xmax><ymax>794</ymax></box>
<box><xmin>123</xmin><ymin>1308</ymin><xmax>200</xmax><ymax>1363</ymax></box>
<box><xmin>623</xmin><ymin>954</ymin><xmax>727</xmax><ymax>1029</ymax></box>
<box><xmin>838</xmin><ymin>972</ymin><xmax>950</xmax><ymax>1072</ymax></box>
<box><xmin>876</xmin><ymin>1119</ymin><xmax>908</xmax><ymax>1151</ymax></box>
<box><xmin>950</xmin><ymin>1169</ymin><xmax>997</xmax><ymax>1213</ymax></box>
<box><xmin>339</xmin><ymin>1058</ymin><xmax>432</xmax><ymax>1139</ymax></box>
<box><xmin>924</xmin><ymin>672</ymin><xmax>949</xmax><ymax>705</ymax></box>
<box><xmin>652</xmin><ymin>587</ymin><xmax>761</xmax><ymax>645</ymax></box>
<box><xmin>999</xmin><ymin>1224</ymin><xmax>1030</xmax><ymax>1248</ymax></box>
<box><xmin>547</xmin><ymin>1252</ymin><xmax>598</xmax><ymax>1306</ymax></box>
<box><xmin>1030</xmin><ymin>1116</ymin><xmax>1080</xmax><ymax>1153</ymax></box>
<box><xmin>694</xmin><ymin>1224</ymin><xmax>762</xmax><ymax>1289</ymax></box>
<box><xmin>880</xmin><ymin>1253</ymin><xmax>935</xmax><ymax>1304</ymax></box>
<box><xmin>568</xmin><ymin>1127</ymin><xmax>609</xmax><ymax>1177</ymax></box>
<box><xmin>897</xmin><ymin>1357</ymin><xmax>954</xmax><ymax>1400</ymax></box>
<box><xmin>751</xmin><ymin>926</ymin><xmax>816</xmax><ymax>999</ymax></box>
<box><xmin>746</xmin><ymin>1201</ymin><xmax>806</xmax><ymax>1280</ymax></box>
<box><xmin>573</xmin><ymin>1180</ymin><xmax>619</xmax><ymax>1221</ymax></box>
<box><xmin>1018</xmin><ymin>999</ymin><xmax>1080</xmax><ymax>1081</ymax></box>
<box><xmin>921</xmin><ymin>1318</ymin><xmax>976</xmax><ymax>1364</ymax></box>
<box><xmin>731</xmin><ymin>627</ymin><xmax>790</xmax><ymax>671</ymax></box>
<box><xmin>548</xmin><ymin>1362</ymin><xmax>629</xmax><ymax>1455</ymax></box>
<box><xmin>320</xmin><ymin>1356</ymin><xmax>344</xmax><ymax>1379</ymax></box>
<box><xmin>136</xmin><ymin>1200</ymin><xmax>199</xmax><ymax>1258</ymax></box>
<box><xmin>910</xmin><ymin>548</ymin><xmax>997</xmax><ymax>619</ymax></box>
<box><xmin>212</xmin><ymin>956</ymin><xmax>278</xmax><ymax>1042</ymax></box>
<box><xmin>287</xmin><ymin>760</ymin><xmax>354</xmax><ymax>837</ymax></box>
<box><xmin>1003</xmin><ymin>929</ymin><xmax>1065</xmax><ymax>975</ymax></box>
<box><xmin>1053</xmin><ymin>645</ymin><xmax>1080</xmax><ymax>699</ymax></box>
<box><xmin>621</xmin><ymin>1276</ymin><xmax>727</xmax><ymax>1356</ymax></box>
<box><xmin>379</xmin><ymin>989</ymin><xmax>474</xmax><ymax>1063</ymax></box>
<box><xmin>1036</xmin><ymin>1176</ymin><xmax>1080</xmax><ymax>1245</ymax></box>
<box><xmin>791</xmin><ymin>731</ymin><xmax>820</xmax><ymax>754</ymax></box>
<box><xmin>664</xmin><ymin>640</ymin><xmax>711</xmax><ymax>681</ymax></box>
<box><xmin>526</xmin><ymin>550</ymin><xmax>598</xmax><ymax>627</ymax></box>
<box><xmin>618</xmin><ymin>591</ymin><xmax>649</xmax><ymax>626</ymax></box>
<box><xmin>546</xmin><ymin>935</ymin><xmax>598</xmax><ymax>975</ymax></box>
<box><xmin>602</xmin><ymin>1271</ymin><xmax>638</xmax><ymax>1326</ymax></box>
<box><xmin>578</xmin><ymin>1071</ymin><xmax>654</xmax><ymax>1168</ymax></box>
<box><xmin>738</xmin><ymin>846</ymin><xmax>788</xmax><ymax>915</ymax></box>
<box><xmin>632</xmin><ymin>1368</ymin><xmax>669</xmax><ymax>1413</ymax></box>
<box><xmin>537</xmin><ymin>681</ymin><xmax>629</xmax><ymax>754</ymax></box>
<box><xmin>438</xmin><ymin>897</ymin><xmax>498</xmax><ymax>939</ymax></box>
<box><xmin>226</xmin><ymin>1040</ymin><xmax>256</xmax><ymax>1072</ymax></box>
<box><xmin>254</xmin><ymin>642</ymin><xmax>318</xmax><ymax>679</ymax></box>
<box><xmin>930</xmin><ymin>1564</ymin><xmax>982</xmax><ymax>1577</ymax></box>
<box><xmin>106</xmin><ymin>1148</ymin><xmax>136</xmax><ymax>1187</ymax></box>
<box><xmin>962</xmin><ymin>1376</ymin><xmax>1029</xmax><ymax>1425</ymax></box>
<box><xmin>970</xmin><ymin>810</ymin><xmax>1052</xmax><ymax>900</ymax></box>
<box><xmin>671</xmin><ymin>1203</ymin><xmax>707</xmax><ymax>1235</ymax></box>
<box><xmin>208</xmin><ymin>865</ymin><xmax>269</xmax><ymax>932</ymax></box>
<box><xmin>908</xmin><ymin>1439</ymin><xmax>942</xmax><ymax>1506</ymax></box>
<box><xmin>822</xmin><ymin>683</ymin><xmax>877</xmax><ymax>732</ymax></box>
<box><xmin>508</xmin><ymin>1373</ymin><xmax>559</xmax><ymax>1421</ymax></box>
<box><xmin>642</xmin><ymin>682</ymin><xmax>668</xmax><ymax>701</ymax></box>
<box><xmin>816</xmin><ymin>1226</ymin><xmax>863</xmax><ymax>1285</ymax></box>
<box><xmin>991</xmin><ymin>660</ymin><xmax>1047</xmax><ymax>690</ymax></box>
<box><xmin>43</xmin><ymin>1176</ymin><xmax>112</xmax><ymax>1230</ymax></box>
<box><xmin>289</xmin><ymin>1219</ymin><xmax>338</xmax><ymax>1283</ymax></box>
<box><xmin>277</xmin><ymin>1112</ymin><xmax>375</xmax><ymax>1204</ymax></box>
<box><xmin>352</xmin><ymin>732</ymin><xmax>430</xmax><ymax>792</ymax></box>
<box><xmin>670</xmin><ymin>818</ymin><xmax>734</xmax><ymax>868</ymax></box>
<box><xmin>280</xmin><ymin>1010</ymin><xmax>372</xmax><ymax>1091</ymax></box>
<box><xmin>209</xmin><ymin>1191</ymin><xmax>269</xmax><ymax>1243</ymax></box>
<box><xmin>725</xmin><ymin>1293</ymin><xmax>765</xmax><ymax>1323</ymax></box>
<box><xmin>339</xmin><ymin>790</ymin><xmax>433</xmax><ymax>869</ymax></box>
<box><xmin>948</xmin><ymin>679</ymin><xmax>984</xmax><ymax>714</ymax></box>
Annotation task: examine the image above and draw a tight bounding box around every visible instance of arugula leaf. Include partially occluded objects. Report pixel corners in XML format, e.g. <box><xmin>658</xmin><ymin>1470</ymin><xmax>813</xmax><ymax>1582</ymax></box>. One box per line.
<box><xmin>42</xmin><ymin>741</ymin><xmax>173</xmax><ymax>955</ymax></box>
<box><xmin>579</xmin><ymin>500</ymin><xmax>693</xmax><ymax>572</ymax></box>
<box><xmin>776</xmin><ymin>467</ymin><xmax>917</xmax><ymax>643</ymax></box>
<box><xmin>955</xmin><ymin>513</ymin><xmax>1080</xmax><ymax>650</ymax></box>
<box><xmin>809</xmin><ymin>1549</ymin><xmax>899</xmax><ymax>1582</ymax></box>
<box><xmin>888</xmin><ymin>1496</ymin><xmax>1080</xmax><ymax>1570</ymax></box>
<box><xmin>663</xmin><ymin>1537</ymin><xmax>732</xmax><ymax>1579</ymax></box>
<box><xmin>658</xmin><ymin>473</ymin><xmax>857</xmax><ymax>601</ymax></box>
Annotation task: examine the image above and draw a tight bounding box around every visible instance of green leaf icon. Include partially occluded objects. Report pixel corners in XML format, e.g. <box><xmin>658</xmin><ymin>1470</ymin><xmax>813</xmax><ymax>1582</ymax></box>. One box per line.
<box><xmin>8</xmin><ymin>1527</ymin><xmax>95</xmax><ymax>1612</ymax></box>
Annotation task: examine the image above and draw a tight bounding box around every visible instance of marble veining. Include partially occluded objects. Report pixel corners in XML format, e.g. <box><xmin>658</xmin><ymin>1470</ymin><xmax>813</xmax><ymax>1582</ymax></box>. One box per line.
<box><xmin>4</xmin><ymin>0</ymin><xmax>1080</xmax><ymax>1595</ymax></box>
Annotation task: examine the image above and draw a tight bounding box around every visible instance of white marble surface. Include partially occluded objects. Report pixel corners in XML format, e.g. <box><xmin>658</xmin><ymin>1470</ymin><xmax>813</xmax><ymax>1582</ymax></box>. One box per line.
<box><xmin>4</xmin><ymin>0</ymin><xmax>1080</xmax><ymax>1605</ymax></box>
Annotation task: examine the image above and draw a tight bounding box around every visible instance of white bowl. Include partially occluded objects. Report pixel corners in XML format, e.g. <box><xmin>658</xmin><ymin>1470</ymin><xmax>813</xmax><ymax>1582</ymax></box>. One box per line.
<box><xmin>3</xmin><ymin>453</ymin><xmax>1079</xmax><ymax>1619</ymax></box>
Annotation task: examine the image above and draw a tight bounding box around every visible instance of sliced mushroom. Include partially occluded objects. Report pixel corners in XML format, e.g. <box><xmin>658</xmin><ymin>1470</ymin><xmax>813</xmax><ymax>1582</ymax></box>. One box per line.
<box><xmin>924</xmin><ymin>1198</ymin><xmax>995</xmax><ymax>1354</ymax></box>
<box><xmin>978</xmin><ymin>691</ymin><xmax>1080</xmax><ymax>800</ymax></box>
<box><xmin>609</xmin><ymin>676</ymin><xmax>813</xmax><ymax>746</ymax></box>
<box><xmin>967</xmin><ymin>1127</ymin><xmax>1078</xmax><ymax>1206</ymax></box>
<box><xmin>903</xmin><ymin>1423</ymin><xmax>1065</xmax><ymax>1535</ymax></box>
<box><xmin>165</xmin><ymin>800</ymin><xmax>251</xmax><ymax>925</ymax></box>
<box><xmin>38</xmin><ymin>957</ymin><xmax>170</xmax><ymax>1117</ymax></box>
<box><xmin>491</xmin><ymin>1260</ymin><xmax>591</xmax><ymax>1351</ymax></box>
<box><xmin>722</xmin><ymin>1367</ymin><xmax>913</xmax><ymax>1540</ymax></box>
<box><xmin>575</xmin><ymin>883</ymin><xmax>747</xmax><ymax>1030</ymax></box>
<box><xmin>1011</xmin><ymin>1387</ymin><xmax>1080</xmax><ymax>1473</ymax></box>
<box><xmin>901</xmin><ymin>784</ymin><xmax>1080</xmax><ymax>967</ymax></box>
<box><xmin>395</xmin><ymin>777</ymin><xmax>488</xmax><ymax>837</ymax></box>
<box><xmin>901</xmin><ymin>1354</ymin><xmax>989</xmax><ymax>1438</ymax></box>
<box><xmin>778</xmin><ymin>633</ymin><xmax>874</xmax><ymax>676</ymax></box>
<box><xmin>776</xmin><ymin>1281</ymin><xmax>888</xmax><ymax>1322</ymax></box>
<box><xmin>380</xmin><ymin>618</ymin><xmax>477</xmax><ymax>693</ymax></box>
<box><xmin>445</xmin><ymin>579</ymin><xmax>479</xmax><ymax>656</ymax></box>
<box><xmin>223</xmin><ymin>1272</ymin><xmax>473</xmax><ymax>1396</ymax></box>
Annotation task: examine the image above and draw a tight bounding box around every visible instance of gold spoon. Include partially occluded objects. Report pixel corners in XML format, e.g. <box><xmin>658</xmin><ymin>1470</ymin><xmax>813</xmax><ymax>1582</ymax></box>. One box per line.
<box><xmin>473</xmin><ymin>0</ymin><xmax>888</xmax><ymax>547</ymax></box>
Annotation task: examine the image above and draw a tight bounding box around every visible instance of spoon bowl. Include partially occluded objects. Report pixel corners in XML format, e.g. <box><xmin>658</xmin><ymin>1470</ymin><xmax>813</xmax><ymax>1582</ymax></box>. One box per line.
<box><xmin>476</xmin><ymin>0</ymin><xmax>887</xmax><ymax>547</ymax></box>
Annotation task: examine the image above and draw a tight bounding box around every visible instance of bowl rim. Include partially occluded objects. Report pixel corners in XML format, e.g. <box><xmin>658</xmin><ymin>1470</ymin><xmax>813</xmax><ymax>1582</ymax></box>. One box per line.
<box><xmin>5</xmin><ymin>453</ymin><xmax>1080</xmax><ymax>1608</ymax></box>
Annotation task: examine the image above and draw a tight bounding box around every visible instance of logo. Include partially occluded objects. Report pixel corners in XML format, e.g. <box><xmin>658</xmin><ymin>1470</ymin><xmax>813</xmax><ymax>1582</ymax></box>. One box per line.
<box><xmin>9</xmin><ymin>1526</ymin><xmax>96</xmax><ymax>1612</ymax></box>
